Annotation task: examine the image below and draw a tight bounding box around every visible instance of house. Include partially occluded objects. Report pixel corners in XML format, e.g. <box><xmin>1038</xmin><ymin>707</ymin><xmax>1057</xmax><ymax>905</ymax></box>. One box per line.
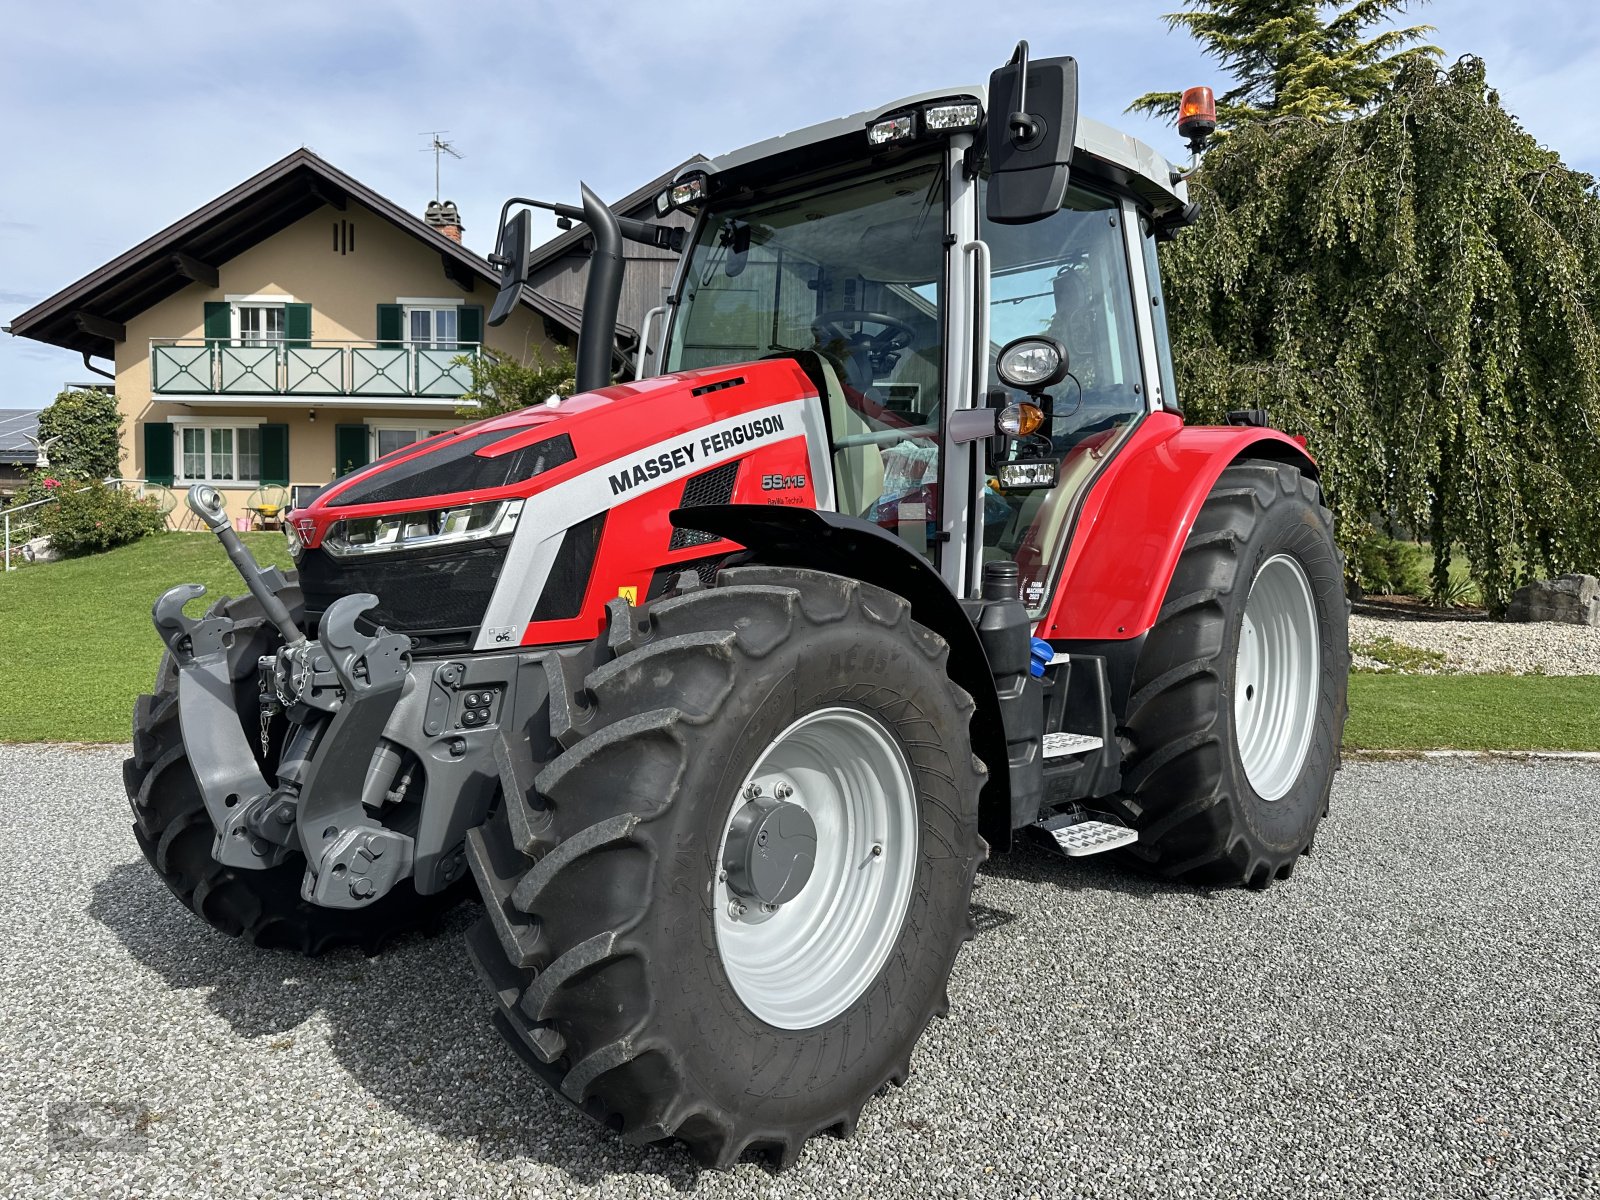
<box><xmin>0</xmin><ymin>409</ymin><xmax>40</xmax><ymax>501</ymax></box>
<box><xmin>4</xmin><ymin>148</ymin><xmax>696</xmax><ymax>522</ymax></box>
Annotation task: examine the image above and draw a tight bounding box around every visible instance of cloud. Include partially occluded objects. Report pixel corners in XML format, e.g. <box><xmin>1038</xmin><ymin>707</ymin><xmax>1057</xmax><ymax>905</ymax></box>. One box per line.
<box><xmin>2</xmin><ymin>0</ymin><xmax>1594</xmax><ymax>406</ymax></box>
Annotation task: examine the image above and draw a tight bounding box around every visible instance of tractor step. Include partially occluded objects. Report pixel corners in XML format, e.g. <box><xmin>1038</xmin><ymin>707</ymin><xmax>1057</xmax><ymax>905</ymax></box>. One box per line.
<box><xmin>1042</xmin><ymin>731</ymin><xmax>1103</xmax><ymax>758</ymax></box>
<box><xmin>1037</xmin><ymin>814</ymin><xmax>1139</xmax><ymax>857</ymax></box>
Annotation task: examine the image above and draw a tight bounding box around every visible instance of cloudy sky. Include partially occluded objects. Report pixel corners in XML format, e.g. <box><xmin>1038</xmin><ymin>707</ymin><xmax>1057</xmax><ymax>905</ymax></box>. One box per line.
<box><xmin>2</xmin><ymin>0</ymin><xmax>1596</xmax><ymax>408</ymax></box>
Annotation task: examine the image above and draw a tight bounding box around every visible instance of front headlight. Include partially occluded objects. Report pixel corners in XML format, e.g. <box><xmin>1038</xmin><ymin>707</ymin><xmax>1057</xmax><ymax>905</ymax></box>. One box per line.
<box><xmin>322</xmin><ymin>498</ymin><xmax>523</xmax><ymax>559</ymax></box>
<box><xmin>284</xmin><ymin>520</ymin><xmax>304</xmax><ymax>560</ymax></box>
<box><xmin>997</xmin><ymin>336</ymin><xmax>1070</xmax><ymax>391</ymax></box>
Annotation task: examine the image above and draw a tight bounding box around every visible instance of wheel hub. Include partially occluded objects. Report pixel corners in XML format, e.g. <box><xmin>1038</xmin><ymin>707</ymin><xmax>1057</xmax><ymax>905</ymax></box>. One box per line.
<box><xmin>723</xmin><ymin>795</ymin><xmax>818</xmax><ymax>906</ymax></box>
<box><xmin>1234</xmin><ymin>552</ymin><xmax>1320</xmax><ymax>802</ymax></box>
<box><xmin>713</xmin><ymin>706</ymin><xmax>919</xmax><ymax>1030</ymax></box>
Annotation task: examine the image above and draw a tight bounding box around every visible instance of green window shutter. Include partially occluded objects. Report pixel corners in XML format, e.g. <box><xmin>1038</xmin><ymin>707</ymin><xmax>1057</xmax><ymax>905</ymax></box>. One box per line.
<box><xmin>458</xmin><ymin>305</ymin><xmax>483</xmax><ymax>347</ymax></box>
<box><xmin>376</xmin><ymin>304</ymin><xmax>403</xmax><ymax>350</ymax></box>
<box><xmin>143</xmin><ymin>422</ymin><xmax>175</xmax><ymax>486</ymax></box>
<box><xmin>284</xmin><ymin>303</ymin><xmax>312</xmax><ymax>350</ymax></box>
<box><xmin>334</xmin><ymin>423</ymin><xmax>370</xmax><ymax>476</ymax></box>
<box><xmin>203</xmin><ymin>301</ymin><xmax>231</xmax><ymax>345</ymax></box>
<box><xmin>259</xmin><ymin>423</ymin><xmax>290</xmax><ymax>486</ymax></box>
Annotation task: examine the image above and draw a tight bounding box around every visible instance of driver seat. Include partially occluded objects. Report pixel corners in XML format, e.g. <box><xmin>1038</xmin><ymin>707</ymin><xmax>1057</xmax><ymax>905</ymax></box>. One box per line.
<box><xmin>815</xmin><ymin>360</ymin><xmax>885</xmax><ymax>517</ymax></box>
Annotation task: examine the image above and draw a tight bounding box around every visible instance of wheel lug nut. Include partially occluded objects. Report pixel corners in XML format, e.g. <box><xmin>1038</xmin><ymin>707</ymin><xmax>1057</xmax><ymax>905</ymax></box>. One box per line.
<box><xmin>760</xmin><ymin>902</ymin><xmax>777</xmax><ymax>914</ymax></box>
<box><xmin>743</xmin><ymin>783</ymin><xmax>762</xmax><ymax>799</ymax></box>
<box><xmin>728</xmin><ymin>898</ymin><xmax>746</xmax><ymax>919</ymax></box>
<box><xmin>774</xmin><ymin>782</ymin><xmax>792</xmax><ymax>799</ymax></box>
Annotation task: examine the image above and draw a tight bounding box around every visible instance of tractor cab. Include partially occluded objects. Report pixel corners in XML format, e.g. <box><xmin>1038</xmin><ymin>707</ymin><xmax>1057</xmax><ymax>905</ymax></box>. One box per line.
<box><xmin>648</xmin><ymin>54</ymin><xmax>1191</xmax><ymax>612</ymax></box>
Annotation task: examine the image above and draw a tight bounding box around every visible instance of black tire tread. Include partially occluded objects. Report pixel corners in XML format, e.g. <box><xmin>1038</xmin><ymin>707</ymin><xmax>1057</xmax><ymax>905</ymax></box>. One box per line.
<box><xmin>1120</xmin><ymin>461</ymin><xmax>1349</xmax><ymax>886</ymax></box>
<box><xmin>122</xmin><ymin>587</ymin><xmax>464</xmax><ymax>955</ymax></box>
<box><xmin>471</xmin><ymin>566</ymin><xmax>986</xmax><ymax>1169</ymax></box>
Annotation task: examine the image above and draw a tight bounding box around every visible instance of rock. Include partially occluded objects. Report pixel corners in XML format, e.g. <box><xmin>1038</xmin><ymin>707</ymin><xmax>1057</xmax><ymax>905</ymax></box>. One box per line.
<box><xmin>1506</xmin><ymin>573</ymin><xmax>1600</xmax><ymax>627</ymax></box>
<box><xmin>21</xmin><ymin>535</ymin><xmax>60</xmax><ymax>564</ymax></box>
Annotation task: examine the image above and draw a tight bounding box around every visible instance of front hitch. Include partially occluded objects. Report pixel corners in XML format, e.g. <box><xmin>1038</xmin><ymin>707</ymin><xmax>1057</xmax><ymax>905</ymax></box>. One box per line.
<box><xmin>152</xmin><ymin>489</ymin><xmax>419</xmax><ymax>907</ymax></box>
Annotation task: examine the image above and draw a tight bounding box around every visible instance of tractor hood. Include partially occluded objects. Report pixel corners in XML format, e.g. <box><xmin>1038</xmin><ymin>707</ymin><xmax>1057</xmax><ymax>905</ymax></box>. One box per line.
<box><xmin>285</xmin><ymin>357</ymin><xmax>830</xmax><ymax>652</ymax></box>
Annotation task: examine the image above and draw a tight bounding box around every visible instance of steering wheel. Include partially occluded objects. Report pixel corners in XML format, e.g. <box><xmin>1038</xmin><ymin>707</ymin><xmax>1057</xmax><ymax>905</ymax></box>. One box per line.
<box><xmin>809</xmin><ymin>310</ymin><xmax>916</xmax><ymax>365</ymax></box>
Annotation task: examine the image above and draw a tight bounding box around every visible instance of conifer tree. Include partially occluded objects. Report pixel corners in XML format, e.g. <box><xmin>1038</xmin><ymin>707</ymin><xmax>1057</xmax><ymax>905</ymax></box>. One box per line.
<box><xmin>1130</xmin><ymin>0</ymin><xmax>1439</xmax><ymax>125</ymax></box>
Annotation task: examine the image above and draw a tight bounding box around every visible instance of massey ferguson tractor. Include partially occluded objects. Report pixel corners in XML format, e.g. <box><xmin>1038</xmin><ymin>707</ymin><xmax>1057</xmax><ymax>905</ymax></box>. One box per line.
<box><xmin>126</xmin><ymin>45</ymin><xmax>1347</xmax><ymax>1169</ymax></box>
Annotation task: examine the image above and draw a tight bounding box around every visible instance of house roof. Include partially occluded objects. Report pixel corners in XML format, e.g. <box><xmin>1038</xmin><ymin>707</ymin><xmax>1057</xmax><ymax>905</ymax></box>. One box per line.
<box><xmin>0</xmin><ymin>409</ymin><xmax>40</xmax><ymax>466</ymax></box>
<box><xmin>2</xmin><ymin>148</ymin><xmax>589</xmax><ymax>359</ymax></box>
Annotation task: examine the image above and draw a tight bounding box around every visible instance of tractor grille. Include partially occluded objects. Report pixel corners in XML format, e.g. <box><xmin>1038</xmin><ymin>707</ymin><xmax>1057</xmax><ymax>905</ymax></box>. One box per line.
<box><xmin>669</xmin><ymin>459</ymin><xmax>740</xmax><ymax>550</ymax></box>
<box><xmin>647</xmin><ymin>553</ymin><xmax>731</xmax><ymax>600</ymax></box>
<box><xmin>531</xmin><ymin>512</ymin><xmax>605</xmax><ymax>622</ymax></box>
<box><xmin>297</xmin><ymin>537</ymin><xmax>511</xmax><ymax>649</ymax></box>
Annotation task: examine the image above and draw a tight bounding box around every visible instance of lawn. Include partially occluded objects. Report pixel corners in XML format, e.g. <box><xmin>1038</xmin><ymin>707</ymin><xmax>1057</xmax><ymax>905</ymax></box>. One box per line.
<box><xmin>0</xmin><ymin>532</ymin><xmax>292</xmax><ymax>743</ymax></box>
<box><xmin>3</xmin><ymin>534</ymin><xmax>1598</xmax><ymax>750</ymax></box>
<box><xmin>1345</xmin><ymin>674</ymin><xmax>1600</xmax><ymax>752</ymax></box>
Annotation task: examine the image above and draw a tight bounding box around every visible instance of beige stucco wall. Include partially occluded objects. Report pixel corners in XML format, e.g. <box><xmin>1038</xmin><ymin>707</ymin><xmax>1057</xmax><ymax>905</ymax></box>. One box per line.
<box><xmin>115</xmin><ymin>201</ymin><xmax>560</xmax><ymax>521</ymax></box>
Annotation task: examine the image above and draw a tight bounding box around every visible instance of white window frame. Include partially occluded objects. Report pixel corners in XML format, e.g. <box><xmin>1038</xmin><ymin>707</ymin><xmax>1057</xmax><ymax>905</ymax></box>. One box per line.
<box><xmin>397</xmin><ymin>296</ymin><xmax>465</xmax><ymax>349</ymax></box>
<box><xmin>167</xmin><ymin>415</ymin><xmax>266</xmax><ymax>486</ymax></box>
<box><xmin>369</xmin><ymin>418</ymin><xmax>461</xmax><ymax>461</ymax></box>
<box><xmin>226</xmin><ymin>293</ymin><xmax>297</xmax><ymax>346</ymax></box>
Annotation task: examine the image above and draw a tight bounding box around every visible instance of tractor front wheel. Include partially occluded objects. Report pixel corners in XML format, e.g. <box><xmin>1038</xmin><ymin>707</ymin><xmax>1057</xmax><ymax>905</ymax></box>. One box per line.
<box><xmin>466</xmin><ymin>566</ymin><xmax>987</xmax><ymax>1168</ymax></box>
<box><xmin>123</xmin><ymin>588</ymin><xmax>465</xmax><ymax>954</ymax></box>
<box><xmin>1118</xmin><ymin>460</ymin><xmax>1348</xmax><ymax>887</ymax></box>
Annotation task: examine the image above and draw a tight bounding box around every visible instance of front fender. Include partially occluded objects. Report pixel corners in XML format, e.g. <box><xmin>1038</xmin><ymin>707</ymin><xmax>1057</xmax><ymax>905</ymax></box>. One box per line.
<box><xmin>672</xmin><ymin>503</ymin><xmax>1013</xmax><ymax>849</ymax></box>
<box><xmin>1039</xmin><ymin>413</ymin><xmax>1318</xmax><ymax>641</ymax></box>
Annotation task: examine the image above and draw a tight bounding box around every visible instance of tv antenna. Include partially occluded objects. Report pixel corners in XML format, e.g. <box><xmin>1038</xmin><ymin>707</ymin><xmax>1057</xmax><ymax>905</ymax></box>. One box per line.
<box><xmin>420</xmin><ymin>132</ymin><xmax>463</xmax><ymax>201</ymax></box>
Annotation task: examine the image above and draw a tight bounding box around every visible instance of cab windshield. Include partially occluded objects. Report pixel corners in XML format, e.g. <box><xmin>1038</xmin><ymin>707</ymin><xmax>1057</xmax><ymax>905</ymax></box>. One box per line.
<box><xmin>664</xmin><ymin>157</ymin><xmax>949</xmax><ymax>558</ymax></box>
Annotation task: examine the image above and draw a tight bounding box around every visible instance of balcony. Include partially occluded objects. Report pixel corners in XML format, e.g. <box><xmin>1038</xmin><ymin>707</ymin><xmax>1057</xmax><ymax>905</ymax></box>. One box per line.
<box><xmin>150</xmin><ymin>339</ymin><xmax>482</xmax><ymax>401</ymax></box>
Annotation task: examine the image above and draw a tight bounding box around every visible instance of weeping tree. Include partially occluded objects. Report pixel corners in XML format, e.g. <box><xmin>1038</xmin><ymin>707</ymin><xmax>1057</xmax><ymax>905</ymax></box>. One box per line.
<box><xmin>1159</xmin><ymin>56</ymin><xmax>1600</xmax><ymax>612</ymax></box>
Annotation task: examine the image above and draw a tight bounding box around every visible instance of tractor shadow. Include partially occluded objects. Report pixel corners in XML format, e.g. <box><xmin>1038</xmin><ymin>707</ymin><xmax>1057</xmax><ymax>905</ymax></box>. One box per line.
<box><xmin>88</xmin><ymin>862</ymin><xmax>706</xmax><ymax>1191</ymax></box>
<box><xmin>976</xmin><ymin>833</ymin><xmax>1213</xmax><ymax>900</ymax></box>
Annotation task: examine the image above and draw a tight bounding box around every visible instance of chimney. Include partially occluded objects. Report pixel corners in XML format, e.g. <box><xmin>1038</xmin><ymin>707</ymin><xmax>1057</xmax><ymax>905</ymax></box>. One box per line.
<box><xmin>425</xmin><ymin>199</ymin><xmax>464</xmax><ymax>243</ymax></box>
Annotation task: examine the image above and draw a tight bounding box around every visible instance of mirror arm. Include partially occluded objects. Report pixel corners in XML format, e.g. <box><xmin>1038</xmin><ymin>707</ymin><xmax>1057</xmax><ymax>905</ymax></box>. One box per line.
<box><xmin>1006</xmin><ymin>40</ymin><xmax>1039</xmax><ymax>142</ymax></box>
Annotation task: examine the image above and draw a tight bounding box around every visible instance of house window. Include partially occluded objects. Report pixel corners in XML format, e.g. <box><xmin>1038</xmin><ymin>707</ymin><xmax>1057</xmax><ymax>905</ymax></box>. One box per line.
<box><xmin>177</xmin><ymin>424</ymin><xmax>262</xmax><ymax>484</ymax></box>
<box><xmin>373</xmin><ymin>423</ymin><xmax>457</xmax><ymax>459</ymax></box>
<box><xmin>237</xmin><ymin>304</ymin><xmax>285</xmax><ymax>347</ymax></box>
<box><xmin>406</xmin><ymin>305</ymin><xmax>459</xmax><ymax>349</ymax></box>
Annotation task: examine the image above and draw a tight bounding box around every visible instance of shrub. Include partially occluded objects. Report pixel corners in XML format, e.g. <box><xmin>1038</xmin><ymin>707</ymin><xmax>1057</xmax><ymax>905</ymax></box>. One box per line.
<box><xmin>456</xmin><ymin>346</ymin><xmax>578</xmax><ymax>419</ymax></box>
<box><xmin>36</xmin><ymin>388</ymin><xmax>123</xmax><ymax>481</ymax></box>
<box><xmin>1353</xmin><ymin>529</ymin><xmax>1431</xmax><ymax>597</ymax></box>
<box><xmin>38</xmin><ymin>482</ymin><xmax>165</xmax><ymax>556</ymax></box>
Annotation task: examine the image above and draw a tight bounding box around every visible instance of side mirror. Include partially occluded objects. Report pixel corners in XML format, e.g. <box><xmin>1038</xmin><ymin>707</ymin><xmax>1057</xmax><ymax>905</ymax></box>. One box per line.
<box><xmin>985</xmin><ymin>41</ymin><xmax>1079</xmax><ymax>225</ymax></box>
<box><xmin>487</xmin><ymin>208</ymin><xmax>531</xmax><ymax>327</ymax></box>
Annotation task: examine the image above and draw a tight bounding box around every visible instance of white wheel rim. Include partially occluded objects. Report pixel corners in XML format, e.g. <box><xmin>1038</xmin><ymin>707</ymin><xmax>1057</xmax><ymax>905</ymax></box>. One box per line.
<box><xmin>713</xmin><ymin>706</ymin><xmax>919</xmax><ymax>1030</ymax></box>
<box><xmin>1233</xmin><ymin>553</ymin><xmax>1320</xmax><ymax>802</ymax></box>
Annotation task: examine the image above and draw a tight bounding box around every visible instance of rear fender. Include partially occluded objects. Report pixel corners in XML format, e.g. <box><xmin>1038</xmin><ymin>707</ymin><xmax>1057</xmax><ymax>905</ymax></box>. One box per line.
<box><xmin>1038</xmin><ymin>413</ymin><xmax>1319</xmax><ymax>642</ymax></box>
<box><xmin>672</xmin><ymin>504</ymin><xmax>1013</xmax><ymax>850</ymax></box>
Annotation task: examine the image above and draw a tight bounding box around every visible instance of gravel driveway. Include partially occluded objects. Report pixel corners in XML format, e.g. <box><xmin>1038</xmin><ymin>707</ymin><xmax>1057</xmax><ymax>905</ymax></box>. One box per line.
<box><xmin>1349</xmin><ymin>613</ymin><xmax>1600</xmax><ymax>675</ymax></box>
<box><xmin>3</xmin><ymin>745</ymin><xmax>1597</xmax><ymax>1199</ymax></box>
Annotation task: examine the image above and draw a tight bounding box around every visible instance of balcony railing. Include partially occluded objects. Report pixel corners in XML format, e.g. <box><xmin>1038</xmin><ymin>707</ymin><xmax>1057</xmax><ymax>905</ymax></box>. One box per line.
<box><xmin>150</xmin><ymin>339</ymin><xmax>482</xmax><ymax>399</ymax></box>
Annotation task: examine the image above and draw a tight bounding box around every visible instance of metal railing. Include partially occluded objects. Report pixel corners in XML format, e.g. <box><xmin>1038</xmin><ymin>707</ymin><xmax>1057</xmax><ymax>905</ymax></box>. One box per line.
<box><xmin>150</xmin><ymin>339</ymin><xmax>482</xmax><ymax>399</ymax></box>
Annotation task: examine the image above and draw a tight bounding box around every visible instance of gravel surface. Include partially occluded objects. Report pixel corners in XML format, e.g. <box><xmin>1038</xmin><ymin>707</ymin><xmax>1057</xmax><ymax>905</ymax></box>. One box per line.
<box><xmin>1349</xmin><ymin>613</ymin><xmax>1600</xmax><ymax>675</ymax></box>
<box><xmin>3</xmin><ymin>744</ymin><xmax>1597</xmax><ymax>1199</ymax></box>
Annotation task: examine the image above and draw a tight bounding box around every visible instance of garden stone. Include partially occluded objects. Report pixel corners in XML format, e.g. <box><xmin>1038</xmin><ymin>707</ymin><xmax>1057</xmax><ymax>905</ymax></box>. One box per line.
<box><xmin>21</xmin><ymin>535</ymin><xmax>59</xmax><ymax>564</ymax></box>
<box><xmin>1507</xmin><ymin>573</ymin><xmax>1600</xmax><ymax>627</ymax></box>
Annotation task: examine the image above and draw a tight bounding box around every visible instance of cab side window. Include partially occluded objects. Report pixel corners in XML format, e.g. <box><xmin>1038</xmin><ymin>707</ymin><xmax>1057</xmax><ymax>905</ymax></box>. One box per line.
<box><xmin>979</xmin><ymin>186</ymin><xmax>1148</xmax><ymax>612</ymax></box>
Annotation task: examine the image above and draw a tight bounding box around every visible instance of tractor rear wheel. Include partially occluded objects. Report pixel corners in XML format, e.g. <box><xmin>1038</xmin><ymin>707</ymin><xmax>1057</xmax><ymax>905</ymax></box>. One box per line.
<box><xmin>1118</xmin><ymin>460</ymin><xmax>1348</xmax><ymax>887</ymax></box>
<box><xmin>123</xmin><ymin>587</ymin><xmax>464</xmax><ymax>954</ymax></box>
<box><xmin>466</xmin><ymin>566</ymin><xmax>986</xmax><ymax>1169</ymax></box>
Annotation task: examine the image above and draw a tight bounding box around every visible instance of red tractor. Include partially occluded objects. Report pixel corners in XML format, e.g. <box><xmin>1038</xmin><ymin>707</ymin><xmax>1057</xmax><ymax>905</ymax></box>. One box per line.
<box><xmin>128</xmin><ymin>45</ymin><xmax>1347</xmax><ymax>1169</ymax></box>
